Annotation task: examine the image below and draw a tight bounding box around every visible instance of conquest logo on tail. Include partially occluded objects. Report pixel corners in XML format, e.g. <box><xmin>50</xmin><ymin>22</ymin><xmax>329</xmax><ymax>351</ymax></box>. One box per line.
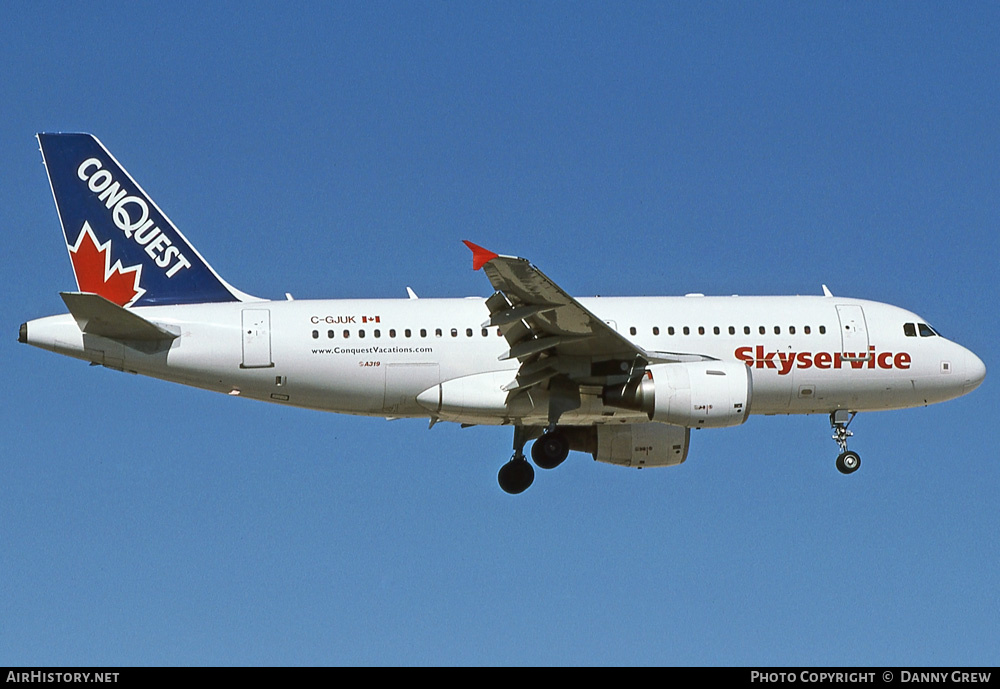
<box><xmin>38</xmin><ymin>133</ymin><xmax>244</xmax><ymax>306</ymax></box>
<box><xmin>736</xmin><ymin>345</ymin><xmax>912</xmax><ymax>375</ymax></box>
<box><xmin>76</xmin><ymin>157</ymin><xmax>192</xmax><ymax>279</ymax></box>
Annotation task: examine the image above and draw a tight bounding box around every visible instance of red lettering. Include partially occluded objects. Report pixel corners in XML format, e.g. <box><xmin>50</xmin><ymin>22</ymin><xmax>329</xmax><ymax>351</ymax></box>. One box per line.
<box><xmin>735</xmin><ymin>346</ymin><xmax>754</xmax><ymax>366</ymax></box>
<box><xmin>756</xmin><ymin>345</ymin><xmax>777</xmax><ymax>370</ymax></box>
<box><xmin>733</xmin><ymin>346</ymin><xmax>912</xmax><ymax>374</ymax></box>
<box><xmin>777</xmin><ymin>352</ymin><xmax>796</xmax><ymax>375</ymax></box>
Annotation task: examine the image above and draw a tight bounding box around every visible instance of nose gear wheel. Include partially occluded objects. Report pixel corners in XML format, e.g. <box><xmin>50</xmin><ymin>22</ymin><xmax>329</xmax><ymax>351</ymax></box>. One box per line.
<box><xmin>830</xmin><ymin>411</ymin><xmax>861</xmax><ymax>475</ymax></box>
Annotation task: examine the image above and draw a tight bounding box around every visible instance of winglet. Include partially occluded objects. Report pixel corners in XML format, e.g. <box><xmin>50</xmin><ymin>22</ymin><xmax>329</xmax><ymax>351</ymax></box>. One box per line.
<box><xmin>462</xmin><ymin>240</ymin><xmax>499</xmax><ymax>271</ymax></box>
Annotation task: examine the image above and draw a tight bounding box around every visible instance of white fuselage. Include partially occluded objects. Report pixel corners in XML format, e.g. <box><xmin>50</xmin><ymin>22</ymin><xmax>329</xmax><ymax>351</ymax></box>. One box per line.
<box><xmin>24</xmin><ymin>294</ymin><xmax>986</xmax><ymax>427</ymax></box>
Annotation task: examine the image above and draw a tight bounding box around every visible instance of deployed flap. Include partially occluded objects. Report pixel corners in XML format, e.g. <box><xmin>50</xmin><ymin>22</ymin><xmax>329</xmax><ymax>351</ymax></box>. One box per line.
<box><xmin>60</xmin><ymin>292</ymin><xmax>178</xmax><ymax>342</ymax></box>
<box><xmin>463</xmin><ymin>241</ymin><xmax>643</xmax><ymax>364</ymax></box>
<box><xmin>463</xmin><ymin>242</ymin><xmax>713</xmax><ymax>398</ymax></box>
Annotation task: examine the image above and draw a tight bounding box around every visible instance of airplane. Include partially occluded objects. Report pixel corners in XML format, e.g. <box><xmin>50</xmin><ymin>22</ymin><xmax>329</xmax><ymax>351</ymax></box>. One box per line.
<box><xmin>20</xmin><ymin>133</ymin><xmax>986</xmax><ymax>494</ymax></box>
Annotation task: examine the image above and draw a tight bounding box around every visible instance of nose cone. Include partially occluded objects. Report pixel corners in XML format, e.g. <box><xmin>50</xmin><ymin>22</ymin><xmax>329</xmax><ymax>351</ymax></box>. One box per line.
<box><xmin>964</xmin><ymin>350</ymin><xmax>986</xmax><ymax>394</ymax></box>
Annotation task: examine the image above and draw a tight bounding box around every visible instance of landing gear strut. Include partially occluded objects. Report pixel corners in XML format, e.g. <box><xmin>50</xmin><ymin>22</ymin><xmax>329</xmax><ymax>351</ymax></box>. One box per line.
<box><xmin>498</xmin><ymin>426</ymin><xmax>537</xmax><ymax>494</ymax></box>
<box><xmin>830</xmin><ymin>410</ymin><xmax>861</xmax><ymax>475</ymax></box>
<box><xmin>498</xmin><ymin>426</ymin><xmax>572</xmax><ymax>493</ymax></box>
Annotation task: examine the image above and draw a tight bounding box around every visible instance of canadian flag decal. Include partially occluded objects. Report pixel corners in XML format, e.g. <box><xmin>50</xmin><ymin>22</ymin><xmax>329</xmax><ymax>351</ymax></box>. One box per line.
<box><xmin>68</xmin><ymin>222</ymin><xmax>145</xmax><ymax>307</ymax></box>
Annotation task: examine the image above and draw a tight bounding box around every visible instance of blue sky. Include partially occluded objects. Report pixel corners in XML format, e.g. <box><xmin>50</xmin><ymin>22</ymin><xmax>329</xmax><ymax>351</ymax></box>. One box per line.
<box><xmin>2</xmin><ymin>2</ymin><xmax>997</xmax><ymax>666</ymax></box>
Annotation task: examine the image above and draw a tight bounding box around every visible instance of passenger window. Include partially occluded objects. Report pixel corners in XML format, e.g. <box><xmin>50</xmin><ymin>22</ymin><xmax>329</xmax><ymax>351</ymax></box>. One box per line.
<box><xmin>713</xmin><ymin>326</ymin><xmax>720</xmax><ymax>335</ymax></box>
<box><xmin>652</xmin><ymin>326</ymin><xmax>659</xmax><ymax>335</ymax></box>
<box><xmin>451</xmin><ymin>328</ymin><xmax>458</xmax><ymax>337</ymax></box>
<box><xmin>683</xmin><ymin>326</ymin><xmax>690</xmax><ymax>335</ymax></box>
<box><xmin>759</xmin><ymin>326</ymin><xmax>766</xmax><ymax>335</ymax></box>
<box><xmin>629</xmin><ymin>326</ymin><xmax>637</xmax><ymax>335</ymax></box>
<box><xmin>744</xmin><ymin>326</ymin><xmax>751</xmax><ymax>335</ymax></box>
<box><xmin>481</xmin><ymin>328</ymin><xmax>488</xmax><ymax>337</ymax></box>
<box><xmin>804</xmin><ymin>326</ymin><xmax>811</xmax><ymax>334</ymax></box>
<box><xmin>903</xmin><ymin>323</ymin><xmax>916</xmax><ymax>337</ymax></box>
<box><xmin>327</xmin><ymin>330</ymin><xmax>334</xmax><ymax>339</ymax></box>
<box><xmin>390</xmin><ymin>329</ymin><xmax>396</xmax><ymax>338</ymax></box>
<box><xmin>466</xmin><ymin>328</ymin><xmax>473</xmax><ymax>337</ymax></box>
<box><xmin>405</xmin><ymin>329</ymin><xmax>412</xmax><ymax>338</ymax></box>
<box><xmin>698</xmin><ymin>326</ymin><xmax>705</xmax><ymax>335</ymax></box>
<box><xmin>789</xmin><ymin>326</ymin><xmax>795</xmax><ymax>335</ymax></box>
<box><xmin>728</xmin><ymin>326</ymin><xmax>735</xmax><ymax>335</ymax></box>
<box><xmin>374</xmin><ymin>329</ymin><xmax>381</xmax><ymax>338</ymax></box>
<box><xmin>435</xmin><ymin>328</ymin><xmax>442</xmax><ymax>337</ymax></box>
<box><xmin>420</xmin><ymin>329</ymin><xmax>427</xmax><ymax>338</ymax></box>
<box><xmin>819</xmin><ymin>326</ymin><xmax>826</xmax><ymax>334</ymax></box>
<box><xmin>668</xmin><ymin>327</ymin><xmax>675</xmax><ymax>335</ymax></box>
<box><xmin>343</xmin><ymin>330</ymin><xmax>350</xmax><ymax>339</ymax></box>
<box><xmin>312</xmin><ymin>330</ymin><xmax>319</xmax><ymax>339</ymax></box>
<box><xmin>774</xmin><ymin>326</ymin><xmax>781</xmax><ymax>335</ymax></box>
<box><xmin>359</xmin><ymin>330</ymin><xmax>365</xmax><ymax>338</ymax></box>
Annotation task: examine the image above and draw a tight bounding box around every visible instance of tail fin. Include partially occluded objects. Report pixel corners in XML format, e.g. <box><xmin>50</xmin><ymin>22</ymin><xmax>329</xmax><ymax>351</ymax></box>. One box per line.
<box><xmin>37</xmin><ymin>133</ymin><xmax>254</xmax><ymax>307</ymax></box>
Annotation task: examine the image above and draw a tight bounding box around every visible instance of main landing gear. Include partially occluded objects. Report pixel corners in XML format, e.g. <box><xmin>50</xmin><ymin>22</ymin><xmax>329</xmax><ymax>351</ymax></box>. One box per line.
<box><xmin>531</xmin><ymin>430</ymin><xmax>569</xmax><ymax>470</ymax></box>
<box><xmin>497</xmin><ymin>455</ymin><xmax>535</xmax><ymax>495</ymax></box>
<box><xmin>830</xmin><ymin>410</ymin><xmax>861</xmax><ymax>475</ymax></box>
<box><xmin>498</xmin><ymin>427</ymin><xmax>571</xmax><ymax>494</ymax></box>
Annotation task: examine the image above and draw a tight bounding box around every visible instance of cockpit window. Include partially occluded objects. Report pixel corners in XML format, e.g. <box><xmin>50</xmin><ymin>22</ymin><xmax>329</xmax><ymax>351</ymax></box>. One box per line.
<box><xmin>918</xmin><ymin>323</ymin><xmax>938</xmax><ymax>337</ymax></box>
<box><xmin>903</xmin><ymin>323</ymin><xmax>916</xmax><ymax>337</ymax></box>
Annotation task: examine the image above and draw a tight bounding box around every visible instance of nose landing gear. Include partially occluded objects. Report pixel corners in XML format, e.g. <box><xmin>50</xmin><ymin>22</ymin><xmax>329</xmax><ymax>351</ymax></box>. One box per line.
<box><xmin>830</xmin><ymin>410</ymin><xmax>861</xmax><ymax>475</ymax></box>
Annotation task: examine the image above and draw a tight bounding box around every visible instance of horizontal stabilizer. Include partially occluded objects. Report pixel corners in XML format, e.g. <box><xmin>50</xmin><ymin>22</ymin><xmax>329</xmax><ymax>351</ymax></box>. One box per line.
<box><xmin>60</xmin><ymin>292</ymin><xmax>178</xmax><ymax>342</ymax></box>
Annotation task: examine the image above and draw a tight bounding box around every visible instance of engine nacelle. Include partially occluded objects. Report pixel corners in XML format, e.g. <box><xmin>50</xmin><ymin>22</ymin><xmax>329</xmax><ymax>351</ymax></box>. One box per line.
<box><xmin>561</xmin><ymin>423</ymin><xmax>690</xmax><ymax>468</ymax></box>
<box><xmin>603</xmin><ymin>361</ymin><xmax>752</xmax><ymax>428</ymax></box>
<box><xmin>594</xmin><ymin>423</ymin><xmax>690</xmax><ymax>468</ymax></box>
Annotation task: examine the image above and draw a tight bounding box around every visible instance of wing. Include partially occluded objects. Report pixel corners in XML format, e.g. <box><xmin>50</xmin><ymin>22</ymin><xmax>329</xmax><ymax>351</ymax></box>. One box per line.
<box><xmin>463</xmin><ymin>242</ymin><xmax>713</xmax><ymax>421</ymax></box>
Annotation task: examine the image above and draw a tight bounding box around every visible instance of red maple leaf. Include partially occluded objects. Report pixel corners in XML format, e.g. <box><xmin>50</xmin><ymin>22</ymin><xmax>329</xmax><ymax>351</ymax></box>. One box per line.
<box><xmin>68</xmin><ymin>223</ymin><xmax>144</xmax><ymax>307</ymax></box>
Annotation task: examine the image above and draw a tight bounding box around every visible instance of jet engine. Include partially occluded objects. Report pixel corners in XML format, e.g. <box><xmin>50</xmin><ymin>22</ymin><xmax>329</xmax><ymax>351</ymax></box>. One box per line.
<box><xmin>560</xmin><ymin>423</ymin><xmax>690</xmax><ymax>468</ymax></box>
<box><xmin>602</xmin><ymin>361</ymin><xmax>752</xmax><ymax>428</ymax></box>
